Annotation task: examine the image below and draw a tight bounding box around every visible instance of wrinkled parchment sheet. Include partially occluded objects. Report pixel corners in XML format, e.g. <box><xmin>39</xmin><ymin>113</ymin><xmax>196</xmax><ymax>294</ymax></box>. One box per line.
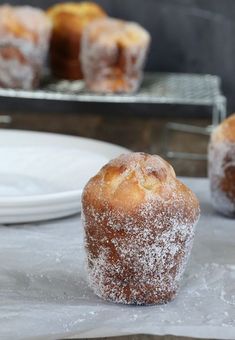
<box><xmin>0</xmin><ymin>178</ymin><xmax>234</xmax><ymax>340</ymax></box>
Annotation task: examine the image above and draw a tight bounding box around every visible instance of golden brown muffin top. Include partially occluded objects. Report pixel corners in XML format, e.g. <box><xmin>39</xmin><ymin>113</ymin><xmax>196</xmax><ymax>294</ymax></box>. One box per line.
<box><xmin>0</xmin><ymin>5</ymin><xmax>51</xmax><ymax>42</ymax></box>
<box><xmin>47</xmin><ymin>2</ymin><xmax>106</xmax><ymax>32</ymax></box>
<box><xmin>84</xmin><ymin>17</ymin><xmax>150</xmax><ymax>48</ymax></box>
<box><xmin>83</xmin><ymin>152</ymin><xmax>199</xmax><ymax>214</ymax></box>
<box><xmin>211</xmin><ymin>114</ymin><xmax>235</xmax><ymax>144</ymax></box>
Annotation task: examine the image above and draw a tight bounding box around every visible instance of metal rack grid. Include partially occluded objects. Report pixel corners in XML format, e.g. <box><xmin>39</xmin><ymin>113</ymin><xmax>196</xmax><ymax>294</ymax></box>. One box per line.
<box><xmin>0</xmin><ymin>72</ymin><xmax>226</xmax><ymax>158</ymax></box>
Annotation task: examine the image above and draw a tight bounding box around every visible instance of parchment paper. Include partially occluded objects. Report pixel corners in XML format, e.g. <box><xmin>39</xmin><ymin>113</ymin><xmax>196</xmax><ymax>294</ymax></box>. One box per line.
<box><xmin>0</xmin><ymin>178</ymin><xmax>234</xmax><ymax>340</ymax></box>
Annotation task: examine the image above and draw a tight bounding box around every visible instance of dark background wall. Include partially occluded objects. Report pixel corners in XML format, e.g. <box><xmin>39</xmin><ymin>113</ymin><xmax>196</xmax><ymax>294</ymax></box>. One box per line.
<box><xmin>8</xmin><ymin>0</ymin><xmax>235</xmax><ymax>111</ymax></box>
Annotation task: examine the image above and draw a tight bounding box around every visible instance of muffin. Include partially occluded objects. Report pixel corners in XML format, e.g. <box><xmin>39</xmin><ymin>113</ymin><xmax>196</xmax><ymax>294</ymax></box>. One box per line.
<box><xmin>47</xmin><ymin>2</ymin><xmax>106</xmax><ymax>80</ymax></box>
<box><xmin>81</xmin><ymin>18</ymin><xmax>151</xmax><ymax>93</ymax></box>
<box><xmin>208</xmin><ymin>114</ymin><xmax>235</xmax><ymax>216</ymax></box>
<box><xmin>0</xmin><ymin>5</ymin><xmax>51</xmax><ymax>89</ymax></box>
<box><xmin>82</xmin><ymin>153</ymin><xmax>200</xmax><ymax>305</ymax></box>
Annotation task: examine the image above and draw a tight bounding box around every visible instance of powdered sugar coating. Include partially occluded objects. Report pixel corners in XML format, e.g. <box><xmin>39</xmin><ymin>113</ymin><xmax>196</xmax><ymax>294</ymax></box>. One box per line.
<box><xmin>0</xmin><ymin>5</ymin><xmax>51</xmax><ymax>89</ymax></box>
<box><xmin>0</xmin><ymin>57</ymin><xmax>35</xmax><ymax>89</ymax></box>
<box><xmin>82</xmin><ymin>153</ymin><xmax>200</xmax><ymax>305</ymax></box>
<box><xmin>81</xmin><ymin>18</ymin><xmax>151</xmax><ymax>93</ymax></box>
<box><xmin>208</xmin><ymin>141</ymin><xmax>235</xmax><ymax>216</ymax></box>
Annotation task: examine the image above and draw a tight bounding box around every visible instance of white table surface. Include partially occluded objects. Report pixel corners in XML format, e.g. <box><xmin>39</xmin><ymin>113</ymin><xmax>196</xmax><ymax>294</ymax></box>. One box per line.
<box><xmin>0</xmin><ymin>178</ymin><xmax>234</xmax><ymax>340</ymax></box>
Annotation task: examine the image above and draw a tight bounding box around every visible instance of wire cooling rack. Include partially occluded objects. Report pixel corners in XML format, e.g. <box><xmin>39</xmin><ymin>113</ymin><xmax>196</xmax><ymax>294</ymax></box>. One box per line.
<box><xmin>0</xmin><ymin>72</ymin><xmax>226</xmax><ymax>160</ymax></box>
<box><xmin>0</xmin><ymin>72</ymin><xmax>225</xmax><ymax>108</ymax></box>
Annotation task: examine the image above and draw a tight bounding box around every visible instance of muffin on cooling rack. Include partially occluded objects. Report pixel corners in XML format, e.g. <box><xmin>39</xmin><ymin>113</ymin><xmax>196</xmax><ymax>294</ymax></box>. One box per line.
<box><xmin>0</xmin><ymin>5</ymin><xmax>51</xmax><ymax>89</ymax></box>
<box><xmin>81</xmin><ymin>17</ymin><xmax>151</xmax><ymax>93</ymax></box>
<box><xmin>47</xmin><ymin>2</ymin><xmax>106</xmax><ymax>80</ymax></box>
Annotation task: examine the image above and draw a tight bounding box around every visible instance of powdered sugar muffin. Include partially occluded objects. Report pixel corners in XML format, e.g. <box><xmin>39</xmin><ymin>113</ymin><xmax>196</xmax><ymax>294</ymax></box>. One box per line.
<box><xmin>0</xmin><ymin>5</ymin><xmax>51</xmax><ymax>89</ymax></box>
<box><xmin>82</xmin><ymin>153</ymin><xmax>200</xmax><ymax>305</ymax></box>
<box><xmin>208</xmin><ymin>114</ymin><xmax>235</xmax><ymax>216</ymax></box>
<box><xmin>81</xmin><ymin>18</ymin><xmax>151</xmax><ymax>93</ymax></box>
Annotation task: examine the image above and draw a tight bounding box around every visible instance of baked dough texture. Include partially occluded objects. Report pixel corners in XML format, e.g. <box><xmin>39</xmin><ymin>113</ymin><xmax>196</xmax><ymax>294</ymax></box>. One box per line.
<box><xmin>81</xmin><ymin>18</ymin><xmax>151</xmax><ymax>93</ymax></box>
<box><xmin>0</xmin><ymin>5</ymin><xmax>51</xmax><ymax>89</ymax></box>
<box><xmin>82</xmin><ymin>153</ymin><xmax>200</xmax><ymax>305</ymax></box>
<box><xmin>47</xmin><ymin>2</ymin><xmax>106</xmax><ymax>80</ymax></box>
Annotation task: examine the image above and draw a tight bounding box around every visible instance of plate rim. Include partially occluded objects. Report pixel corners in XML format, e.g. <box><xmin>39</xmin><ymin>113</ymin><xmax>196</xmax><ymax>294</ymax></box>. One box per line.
<box><xmin>0</xmin><ymin>128</ymin><xmax>129</xmax><ymax>153</ymax></box>
<box><xmin>0</xmin><ymin>129</ymin><xmax>129</xmax><ymax>222</ymax></box>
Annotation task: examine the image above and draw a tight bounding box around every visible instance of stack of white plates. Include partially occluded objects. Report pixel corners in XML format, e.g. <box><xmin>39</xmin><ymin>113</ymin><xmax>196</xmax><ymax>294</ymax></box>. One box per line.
<box><xmin>0</xmin><ymin>130</ymin><xmax>128</xmax><ymax>223</ymax></box>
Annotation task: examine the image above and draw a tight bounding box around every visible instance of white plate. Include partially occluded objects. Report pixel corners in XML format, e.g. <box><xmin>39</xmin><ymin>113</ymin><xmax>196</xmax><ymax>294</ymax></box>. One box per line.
<box><xmin>0</xmin><ymin>130</ymin><xmax>128</xmax><ymax>223</ymax></box>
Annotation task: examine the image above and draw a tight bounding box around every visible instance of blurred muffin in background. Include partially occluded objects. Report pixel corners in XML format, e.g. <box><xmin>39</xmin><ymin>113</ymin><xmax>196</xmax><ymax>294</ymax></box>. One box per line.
<box><xmin>0</xmin><ymin>5</ymin><xmax>51</xmax><ymax>89</ymax></box>
<box><xmin>47</xmin><ymin>2</ymin><xmax>106</xmax><ymax>80</ymax></box>
<box><xmin>208</xmin><ymin>114</ymin><xmax>235</xmax><ymax>217</ymax></box>
<box><xmin>81</xmin><ymin>17</ymin><xmax>151</xmax><ymax>93</ymax></box>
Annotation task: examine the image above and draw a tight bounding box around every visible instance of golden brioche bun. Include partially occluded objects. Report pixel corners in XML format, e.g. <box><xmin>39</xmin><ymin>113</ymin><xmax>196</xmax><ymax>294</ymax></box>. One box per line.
<box><xmin>48</xmin><ymin>2</ymin><xmax>106</xmax><ymax>32</ymax></box>
<box><xmin>82</xmin><ymin>153</ymin><xmax>200</xmax><ymax>305</ymax></box>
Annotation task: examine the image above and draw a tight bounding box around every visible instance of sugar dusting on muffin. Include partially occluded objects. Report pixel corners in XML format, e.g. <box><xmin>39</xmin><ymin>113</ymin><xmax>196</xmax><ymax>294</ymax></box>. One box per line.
<box><xmin>209</xmin><ymin>114</ymin><xmax>235</xmax><ymax>216</ymax></box>
<box><xmin>81</xmin><ymin>18</ymin><xmax>151</xmax><ymax>93</ymax></box>
<box><xmin>0</xmin><ymin>5</ymin><xmax>51</xmax><ymax>89</ymax></box>
<box><xmin>82</xmin><ymin>153</ymin><xmax>200</xmax><ymax>305</ymax></box>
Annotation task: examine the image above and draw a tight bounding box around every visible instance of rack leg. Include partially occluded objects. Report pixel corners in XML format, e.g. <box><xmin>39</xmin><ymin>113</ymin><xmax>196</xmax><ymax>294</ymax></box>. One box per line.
<box><xmin>218</xmin><ymin>96</ymin><xmax>227</xmax><ymax>122</ymax></box>
<box><xmin>162</xmin><ymin>122</ymin><xmax>210</xmax><ymax>160</ymax></box>
<box><xmin>212</xmin><ymin>104</ymin><xmax>220</xmax><ymax>126</ymax></box>
<box><xmin>162</xmin><ymin>95</ymin><xmax>228</xmax><ymax>160</ymax></box>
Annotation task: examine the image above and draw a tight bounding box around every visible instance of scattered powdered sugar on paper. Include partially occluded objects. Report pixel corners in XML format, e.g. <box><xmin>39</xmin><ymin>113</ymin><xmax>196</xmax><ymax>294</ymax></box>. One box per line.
<box><xmin>0</xmin><ymin>178</ymin><xmax>234</xmax><ymax>339</ymax></box>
